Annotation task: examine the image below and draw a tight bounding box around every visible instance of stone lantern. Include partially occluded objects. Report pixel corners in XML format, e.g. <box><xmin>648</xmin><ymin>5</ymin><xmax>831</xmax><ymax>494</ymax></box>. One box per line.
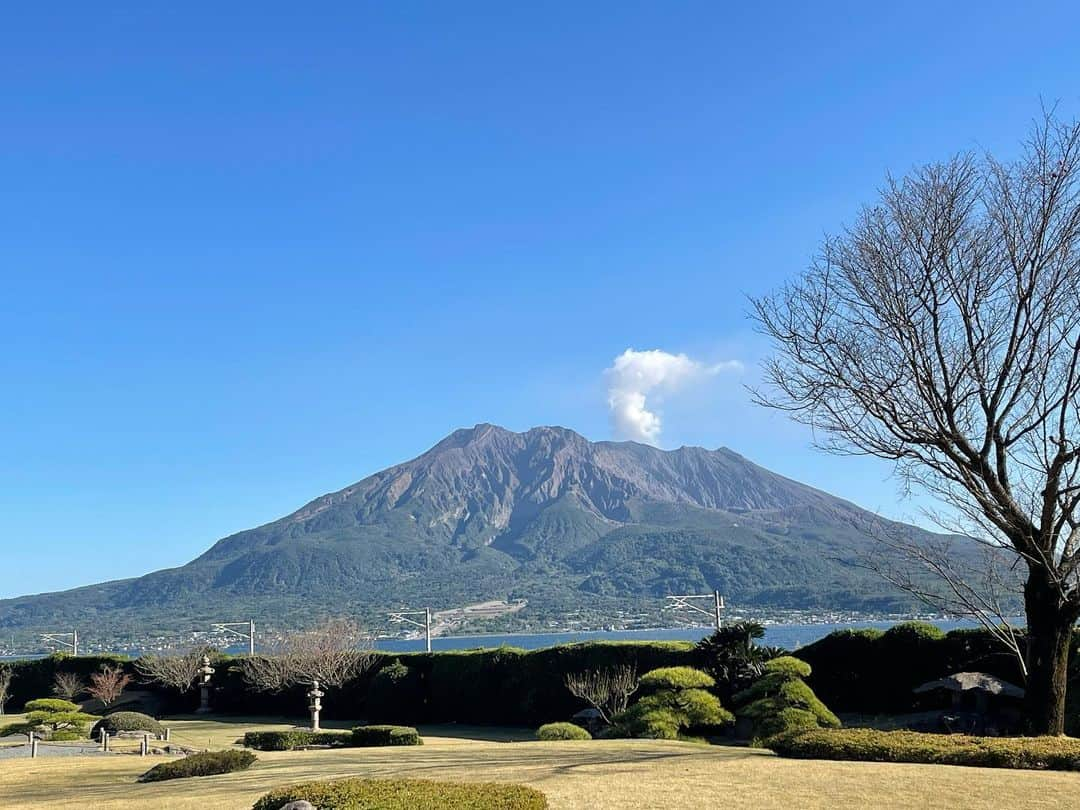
<box><xmin>195</xmin><ymin>655</ymin><xmax>215</xmax><ymax>714</ymax></box>
<box><xmin>307</xmin><ymin>679</ymin><xmax>325</xmax><ymax>731</ymax></box>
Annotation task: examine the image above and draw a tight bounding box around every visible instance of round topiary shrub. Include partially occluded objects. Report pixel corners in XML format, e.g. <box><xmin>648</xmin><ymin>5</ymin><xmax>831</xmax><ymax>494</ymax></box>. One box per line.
<box><xmin>139</xmin><ymin>749</ymin><xmax>257</xmax><ymax>782</ymax></box>
<box><xmin>252</xmin><ymin>778</ymin><xmax>549</xmax><ymax>810</ymax></box>
<box><xmin>537</xmin><ymin>722</ymin><xmax>592</xmax><ymax>741</ymax></box>
<box><xmin>91</xmin><ymin>711</ymin><xmax>164</xmax><ymax>738</ymax></box>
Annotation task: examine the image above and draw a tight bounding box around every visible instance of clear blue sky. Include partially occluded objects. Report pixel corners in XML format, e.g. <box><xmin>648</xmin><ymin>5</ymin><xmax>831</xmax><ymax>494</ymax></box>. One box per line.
<box><xmin>2</xmin><ymin>2</ymin><xmax>1078</xmax><ymax>599</ymax></box>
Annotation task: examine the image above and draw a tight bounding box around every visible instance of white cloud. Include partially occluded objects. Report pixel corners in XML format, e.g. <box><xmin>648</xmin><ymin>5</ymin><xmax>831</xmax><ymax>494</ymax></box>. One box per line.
<box><xmin>604</xmin><ymin>348</ymin><xmax>742</xmax><ymax>445</ymax></box>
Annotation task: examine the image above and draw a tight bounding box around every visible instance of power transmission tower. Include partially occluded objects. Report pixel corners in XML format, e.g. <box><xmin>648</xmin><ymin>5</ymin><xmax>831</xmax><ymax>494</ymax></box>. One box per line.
<box><xmin>210</xmin><ymin>620</ymin><xmax>256</xmax><ymax>655</ymax></box>
<box><xmin>387</xmin><ymin>608</ymin><xmax>432</xmax><ymax>653</ymax></box>
<box><xmin>664</xmin><ymin>591</ymin><xmax>725</xmax><ymax>630</ymax></box>
<box><xmin>41</xmin><ymin>629</ymin><xmax>78</xmax><ymax>656</ymax></box>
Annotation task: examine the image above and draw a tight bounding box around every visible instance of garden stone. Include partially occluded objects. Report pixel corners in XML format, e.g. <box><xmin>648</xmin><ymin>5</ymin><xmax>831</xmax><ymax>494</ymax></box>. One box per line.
<box><xmin>278</xmin><ymin>802</ymin><xmax>316</xmax><ymax>810</ymax></box>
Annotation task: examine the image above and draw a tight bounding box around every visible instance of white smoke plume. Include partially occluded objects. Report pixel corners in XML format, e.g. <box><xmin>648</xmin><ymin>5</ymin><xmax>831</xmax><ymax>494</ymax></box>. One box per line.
<box><xmin>604</xmin><ymin>348</ymin><xmax>741</xmax><ymax>445</ymax></box>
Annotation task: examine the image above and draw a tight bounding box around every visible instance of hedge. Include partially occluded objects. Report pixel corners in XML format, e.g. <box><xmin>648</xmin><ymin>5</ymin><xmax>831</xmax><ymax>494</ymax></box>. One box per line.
<box><xmin>352</xmin><ymin>724</ymin><xmax>422</xmax><ymax>746</ymax></box>
<box><xmin>92</xmin><ymin>711</ymin><xmax>164</xmax><ymax>738</ymax></box>
<box><xmin>243</xmin><ymin>730</ymin><xmax>353</xmax><ymax>750</ymax></box>
<box><xmin>769</xmin><ymin>728</ymin><xmax>1080</xmax><ymax>771</ymax></box>
<box><xmin>0</xmin><ymin>642</ymin><xmax>697</xmax><ymax>724</ymax></box>
<box><xmin>797</xmin><ymin>622</ymin><xmax>1038</xmax><ymax>716</ymax></box>
<box><xmin>537</xmin><ymin>722</ymin><xmax>591</xmax><ymax>741</ymax></box>
<box><xmin>139</xmin><ymin>750</ymin><xmax>257</xmax><ymax>782</ymax></box>
<box><xmin>251</xmin><ymin>778</ymin><xmax>548</xmax><ymax>810</ymax></box>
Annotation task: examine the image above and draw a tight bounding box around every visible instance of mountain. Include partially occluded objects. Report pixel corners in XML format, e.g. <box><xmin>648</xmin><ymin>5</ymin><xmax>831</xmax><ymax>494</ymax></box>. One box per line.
<box><xmin>0</xmin><ymin>424</ymin><xmax>938</xmax><ymax>636</ymax></box>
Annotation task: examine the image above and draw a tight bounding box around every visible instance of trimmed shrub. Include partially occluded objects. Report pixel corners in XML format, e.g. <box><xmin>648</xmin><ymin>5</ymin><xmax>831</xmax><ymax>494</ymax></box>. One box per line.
<box><xmin>91</xmin><ymin>711</ymin><xmax>164</xmax><ymax>738</ymax></box>
<box><xmin>139</xmin><ymin>749</ymin><xmax>257</xmax><ymax>782</ymax></box>
<box><xmin>1</xmin><ymin>697</ymin><xmax>99</xmax><ymax>740</ymax></box>
<box><xmin>252</xmin><ymin>778</ymin><xmax>548</xmax><ymax>810</ymax></box>
<box><xmin>769</xmin><ymin>728</ymin><xmax>1080</xmax><ymax>771</ymax></box>
<box><xmin>761</xmin><ymin>656</ymin><xmax>811</xmax><ymax>679</ymax></box>
<box><xmin>537</xmin><ymin>722</ymin><xmax>591</xmax><ymax>741</ymax></box>
<box><xmin>352</xmin><ymin>724</ymin><xmax>423</xmax><ymax>746</ymax></box>
<box><xmin>243</xmin><ymin>729</ymin><xmax>353</xmax><ymax>750</ymax></box>
<box><xmin>613</xmin><ymin>666</ymin><xmax>733</xmax><ymax>740</ymax></box>
<box><xmin>638</xmin><ymin>667</ymin><xmax>715</xmax><ymax>692</ymax></box>
<box><xmin>734</xmin><ymin>656</ymin><xmax>839</xmax><ymax>744</ymax></box>
<box><xmin>24</xmin><ymin>698</ymin><xmax>81</xmax><ymax>714</ymax></box>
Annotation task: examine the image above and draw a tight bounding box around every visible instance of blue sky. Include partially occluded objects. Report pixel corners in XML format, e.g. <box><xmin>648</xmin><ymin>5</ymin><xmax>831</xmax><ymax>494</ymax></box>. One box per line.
<box><xmin>2</xmin><ymin>2</ymin><xmax>1078</xmax><ymax>599</ymax></box>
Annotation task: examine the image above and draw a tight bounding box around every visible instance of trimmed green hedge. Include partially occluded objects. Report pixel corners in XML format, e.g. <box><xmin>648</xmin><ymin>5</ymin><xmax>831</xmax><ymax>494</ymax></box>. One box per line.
<box><xmin>252</xmin><ymin>778</ymin><xmax>548</xmax><ymax>810</ymax></box>
<box><xmin>92</xmin><ymin>711</ymin><xmax>164</xmax><ymax>738</ymax></box>
<box><xmin>243</xmin><ymin>729</ymin><xmax>353</xmax><ymax>750</ymax></box>
<box><xmin>769</xmin><ymin>728</ymin><xmax>1080</xmax><ymax>771</ymax></box>
<box><xmin>797</xmin><ymin>622</ymin><xmax>1040</xmax><ymax>716</ymax></box>
<box><xmin>537</xmin><ymin>722</ymin><xmax>591</xmax><ymax>741</ymax></box>
<box><xmin>352</xmin><ymin>724</ymin><xmax>423</xmax><ymax>746</ymax></box>
<box><xmin>0</xmin><ymin>642</ymin><xmax>697</xmax><ymax>725</ymax></box>
<box><xmin>139</xmin><ymin>750</ymin><xmax>257</xmax><ymax>782</ymax></box>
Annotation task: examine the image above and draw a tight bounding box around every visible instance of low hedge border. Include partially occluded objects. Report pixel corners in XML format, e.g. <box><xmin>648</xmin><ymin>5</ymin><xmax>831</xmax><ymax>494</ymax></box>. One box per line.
<box><xmin>252</xmin><ymin>778</ymin><xmax>548</xmax><ymax>810</ymax></box>
<box><xmin>352</xmin><ymin>724</ymin><xmax>423</xmax><ymax>746</ymax></box>
<box><xmin>243</xmin><ymin>730</ymin><xmax>353</xmax><ymax>751</ymax></box>
<box><xmin>769</xmin><ymin>728</ymin><xmax>1080</xmax><ymax>771</ymax></box>
<box><xmin>139</xmin><ymin>750</ymin><xmax>257</xmax><ymax>782</ymax></box>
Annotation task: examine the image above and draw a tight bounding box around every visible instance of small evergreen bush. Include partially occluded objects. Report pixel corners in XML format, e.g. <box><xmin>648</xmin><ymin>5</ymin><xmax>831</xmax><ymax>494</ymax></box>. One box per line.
<box><xmin>769</xmin><ymin>728</ymin><xmax>1080</xmax><ymax>771</ymax></box>
<box><xmin>734</xmin><ymin>655</ymin><xmax>839</xmax><ymax>744</ymax></box>
<box><xmin>537</xmin><ymin>722</ymin><xmax>591</xmax><ymax>741</ymax></box>
<box><xmin>138</xmin><ymin>749</ymin><xmax>257</xmax><ymax>782</ymax></box>
<box><xmin>252</xmin><ymin>778</ymin><xmax>548</xmax><ymax>810</ymax></box>
<box><xmin>613</xmin><ymin>666</ymin><xmax>733</xmax><ymax>740</ymax></box>
<box><xmin>91</xmin><ymin>711</ymin><xmax>164</xmax><ymax>738</ymax></box>
<box><xmin>243</xmin><ymin>729</ymin><xmax>353</xmax><ymax>750</ymax></box>
<box><xmin>351</xmin><ymin>724</ymin><xmax>423</xmax><ymax>746</ymax></box>
<box><xmin>0</xmin><ymin>697</ymin><xmax>98</xmax><ymax>740</ymax></box>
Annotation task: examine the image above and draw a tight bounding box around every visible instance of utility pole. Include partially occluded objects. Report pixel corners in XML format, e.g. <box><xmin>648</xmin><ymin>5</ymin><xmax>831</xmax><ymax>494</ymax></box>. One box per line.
<box><xmin>210</xmin><ymin>620</ymin><xmax>256</xmax><ymax>655</ymax></box>
<box><xmin>387</xmin><ymin>608</ymin><xmax>432</xmax><ymax>652</ymax></box>
<box><xmin>664</xmin><ymin>591</ymin><xmax>725</xmax><ymax>631</ymax></box>
<box><xmin>41</xmin><ymin>629</ymin><xmax>78</xmax><ymax>656</ymax></box>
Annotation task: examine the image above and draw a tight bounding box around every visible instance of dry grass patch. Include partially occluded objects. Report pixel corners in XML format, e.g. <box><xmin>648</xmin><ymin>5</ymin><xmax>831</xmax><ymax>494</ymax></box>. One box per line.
<box><xmin>0</xmin><ymin>719</ymin><xmax>1077</xmax><ymax>809</ymax></box>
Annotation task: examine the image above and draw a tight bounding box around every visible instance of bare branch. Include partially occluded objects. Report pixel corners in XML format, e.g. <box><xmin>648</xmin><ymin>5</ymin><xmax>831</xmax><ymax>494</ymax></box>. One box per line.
<box><xmin>565</xmin><ymin>665</ymin><xmax>639</xmax><ymax>725</ymax></box>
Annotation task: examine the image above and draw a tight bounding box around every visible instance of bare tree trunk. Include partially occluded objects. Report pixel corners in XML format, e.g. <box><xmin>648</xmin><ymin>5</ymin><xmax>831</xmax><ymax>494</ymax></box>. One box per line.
<box><xmin>1024</xmin><ymin>570</ymin><xmax>1077</xmax><ymax>736</ymax></box>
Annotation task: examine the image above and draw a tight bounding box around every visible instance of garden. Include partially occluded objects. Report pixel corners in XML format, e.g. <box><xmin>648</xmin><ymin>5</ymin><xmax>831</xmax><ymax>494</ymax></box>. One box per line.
<box><xmin>3</xmin><ymin>623</ymin><xmax>1080</xmax><ymax>808</ymax></box>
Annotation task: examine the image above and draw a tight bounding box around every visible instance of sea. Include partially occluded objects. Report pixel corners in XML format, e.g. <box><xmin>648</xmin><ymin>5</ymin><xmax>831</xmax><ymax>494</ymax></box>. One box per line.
<box><xmin>372</xmin><ymin>619</ymin><xmax>987</xmax><ymax>654</ymax></box>
<box><xmin>2</xmin><ymin>619</ymin><xmax>992</xmax><ymax>660</ymax></box>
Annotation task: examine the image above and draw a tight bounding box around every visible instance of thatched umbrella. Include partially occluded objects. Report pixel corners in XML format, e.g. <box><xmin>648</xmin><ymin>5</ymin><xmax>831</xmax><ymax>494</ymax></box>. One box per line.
<box><xmin>914</xmin><ymin>672</ymin><xmax>1025</xmax><ymax>698</ymax></box>
<box><xmin>914</xmin><ymin>671</ymin><xmax>1024</xmax><ymax>715</ymax></box>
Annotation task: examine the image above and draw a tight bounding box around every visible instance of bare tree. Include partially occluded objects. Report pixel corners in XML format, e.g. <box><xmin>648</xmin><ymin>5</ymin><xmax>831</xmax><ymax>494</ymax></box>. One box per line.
<box><xmin>752</xmin><ymin>110</ymin><xmax>1080</xmax><ymax>734</ymax></box>
<box><xmin>0</xmin><ymin>665</ymin><xmax>12</xmax><ymax>716</ymax></box>
<box><xmin>565</xmin><ymin>665</ymin><xmax>638</xmax><ymax>725</ymax></box>
<box><xmin>136</xmin><ymin>646</ymin><xmax>213</xmax><ymax>693</ymax></box>
<box><xmin>240</xmin><ymin>619</ymin><xmax>374</xmax><ymax>726</ymax></box>
<box><xmin>52</xmin><ymin>671</ymin><xmax>86</xmax><ymax>702</ymax></box>
<box><xmin>87</xmin><ymin>664</ymin><xmax>133</xmax><ymax>707</ymax></box>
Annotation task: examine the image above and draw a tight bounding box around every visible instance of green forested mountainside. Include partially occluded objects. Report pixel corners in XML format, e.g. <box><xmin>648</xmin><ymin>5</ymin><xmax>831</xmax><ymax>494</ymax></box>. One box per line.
<box><xmin>0</xmin><ymin>424</ymin><xmax>948</xmax><ymax>634</ymax></box>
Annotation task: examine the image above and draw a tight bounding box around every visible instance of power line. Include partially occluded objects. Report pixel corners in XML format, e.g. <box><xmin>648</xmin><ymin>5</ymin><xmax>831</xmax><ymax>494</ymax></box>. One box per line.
<box><xmin>664</xmin><ymin>591</ymin><xmax>725</xmax><ymax>630</ymax></box>
<box><xmin>387</xmin><ymin>608</ymin><xmax>432</xmax><ymax>652</ymax></box>
<box><xmin>209</xmin><ymin>620</ymin><xmax>256</xmax><ymax>655</ymax></box>
<box><xmin>40</xmin><ymin>629</ymin><xmax>78</xmax><ymax>656</ymax></box>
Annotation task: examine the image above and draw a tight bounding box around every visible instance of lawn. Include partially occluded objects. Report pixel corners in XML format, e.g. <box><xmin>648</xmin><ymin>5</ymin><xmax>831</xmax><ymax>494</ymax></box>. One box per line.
<box><xmin>0</xmin><ymin>717</ymin><xmax>1077</xmax><ymax>809</ymax></box>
